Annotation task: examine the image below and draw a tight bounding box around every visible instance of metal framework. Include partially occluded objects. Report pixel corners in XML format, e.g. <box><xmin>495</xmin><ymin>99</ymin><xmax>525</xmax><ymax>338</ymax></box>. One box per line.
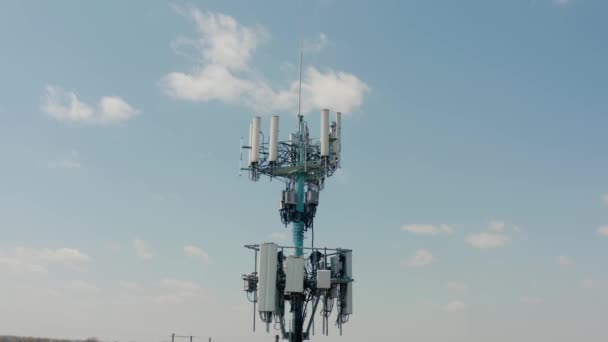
<box><xmin>240</xmin><ymin>111</ymin><xmax>353</xmax><ymax>342</ymax></box>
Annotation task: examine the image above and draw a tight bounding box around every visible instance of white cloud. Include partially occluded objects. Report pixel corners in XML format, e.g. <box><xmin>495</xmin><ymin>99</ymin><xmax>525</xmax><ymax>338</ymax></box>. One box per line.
<box><xmin>402</xmin><ymin>224</ymin><xmax>453</xmax><ymax>236</ymax></box>
<box><xmin>444</xmin><ymin>300</ymin><xmax>466</xmax><ymax>312</ymax></box>
<box><xmin>48</xmin><ymin>159</ymin><xmax>81</xmax><ymax>169</ymax></box>
<box><xmin>183</xmin><ymin>245</ymin><xmax>212</xmax><ymax>264</ymax></box>
<box><xmin>520</xmin><ymin>296</ymin><xmax>542</xmax><ymax>304</ymax></box>
<box><xmin>70</xmin><ymin>280</ymin><xmax>100</xmax><ymax>293</ymax></box>
<box><xmin>161</xmin><ymin>7</ymin><xmax>369</xmax><ymax>115</ymax></box>
<box><xmin>299</xmin><ymin>67</ymin><xmax>369</xmax><ymax>114</ymax></box>
<box><xmin>98</xmin><ymin>96</ymin><xmax>139</xmax><ymax>123</ymax></box>
<box><xmin>162</xmin><ymin>278</ymin><xmax>202</xmax><ymax>293</ymax></box>
<box><xmin>40</xmin><ymin>248</ymin><xmax>89</xmax><ymax>263</ymax></box>
<box><xmin>119</xmin><ymin>280</ymin><xmax>139</xmax><ymax>290</ymax></box>
<box><xmin>105</xmin><ymin>242</ymin><xmax>121</xmax><ymax>251</ymax></box>
<box><xmin>402</xmin><ymin>249</ymin><xmax>436</xmax><ymax>268</ymax></box>
<box><xmin>302</xmin><ymin>32</ymin><xmax>329</xmax><ymax>54</ymax></box>
<box><xmin>190</xmin><ymin>7</ymin><xmax>266</xmax><ymax>71</ymax></box>
<box><xmin>133</xmin><ymin>239</ymin><xmax>153</xmax><ymax>259</ymax></box>
<box><xmin>48</xmin><ymin>151</ymin><xmax>81</xmax><ymax>170</ymax></box>
<box><xmin>556</xmin><ymin>255</ymin><xmax>572</xmax><ymax>267</ymax></box>
<box><xmin>602</xmin><ymin>193</ymin><xmax>608</xmax><ymax>206</ymax></box>
<box><xmin>446</xmin><ymin>281</ymin><xmax>468</xmax><ymax>292</ymax></box>
<box><xmin>39</xmin><ymin>288</ymin><xmax>63</xmax><ymax>298</ymax></box>
<box><xmin>466</xmin><ymin>232</ymin><xmax>509</xmax><ymax>249</ymax></box>
<box><xmin>155</xmin><ymin>294</ymin><xmax>184</xmax><ymax>304</ymax></box>
<box><xmin>269</xmin><ymin>232</ymin><xmax>288</xmax><ymax>242</ymax></box>
<box><xmin>488</xmin><ymin>220</ymin><xmax>506</xmax><ymax>232</ymax></box>
<box><xmin>42</xmin><ymin>85</ymin><xmax>139</xmax><ymax>124</ymax></box>
<box><xmin>581</xmin><ymin>279</ymin><xmax>596</xmax><ymax>289</ymax></box>
<box><xmin>157</xmin><ymin>278</ymin><xmax>206</xmax><ymax>303</ymax></box>
<box><xmin>554</xmin><ymin>0</ymin><xmax>572</xmax><ymax>5</ymax></box>
<box><xmin>597</xmin><ymin>226</ymin><xmax>608</xmax><ymax>237</ymax></box>
<box><xmin>0</xmin><ymin>247</ymin><xmax>90</xmax><ymax>273</ymax></box>
<box><xmin>0</xmin><ymin>257</ymin><xmax>46</xmax><ymax>273</ymax></box>
<box><xmin>488</xmin><ymin>220</ymin><xmax>523</xmax><ymax>233</ymax></box>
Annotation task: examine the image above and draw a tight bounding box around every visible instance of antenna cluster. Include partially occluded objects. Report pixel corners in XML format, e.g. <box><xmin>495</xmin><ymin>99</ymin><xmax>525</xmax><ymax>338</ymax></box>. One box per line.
<box><xmin>240</xmin><ymin>110</ymin><xmax>354</xmax><ymax>342</ymax></box>
<box><xmin>243</xmin><ymin>110</ymin><xmax>342</xmax><ymax>231</ymax></box>
<box><xmin>242</xmin><ymin>244</ymin><xmax>352</xmax><ymax>340</ymax></box>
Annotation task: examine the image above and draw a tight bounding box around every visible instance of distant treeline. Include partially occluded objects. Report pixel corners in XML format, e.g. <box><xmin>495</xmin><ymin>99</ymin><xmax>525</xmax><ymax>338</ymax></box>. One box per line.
<box><xmin>0</xmin><ymin>336</ymin><xmax>100</xmax><ymax>342</ymax></box>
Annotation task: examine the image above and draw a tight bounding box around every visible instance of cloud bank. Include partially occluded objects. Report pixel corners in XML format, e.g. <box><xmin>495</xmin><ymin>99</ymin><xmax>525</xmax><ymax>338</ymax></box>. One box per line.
<box><xmin>556</xmin><ymin>255</ymin><xmax>572</xmax><ymax>267</ymax></box>
<box><xmin>466</xmin><ymin>232</ymin><xmax>509</xmax><ymax>249</ymax></box>
<box><xmin>42</xmin><ymin>85</ymin><xmax>139</xmax><ymax>124</ymax></box>
<box><xmin>133</xmin><ymin>239</ymin><xmax>153</xmax><ymax>259</ymax></box>
<box><xmin>466</xmin><ymin>220</ymin><xmax>516</xmax><ymax>249</ymax></box>
<box><xmin>183</xmin><ymin>245</ymin><xmax>212</xmax><ymax>264</ymax></box>
<box><xmin>161</xmin><ymin>7</ymin><xmax>369</xmax><ymax>115</ymax></box>
<box><xmin>444</xmin><ymin>300</ymin><xmax>466</xmax><ymax>312</ymax></box>
<box><xmin>402</xmin><ymin>249</ymin><xmax>436</xmax><ymax>268</ymax></box>
<box><xmin>0</xmin><ymin>247</ymin><xmax>90</xmax><ymax>273</ymax></box>
<box><xmin>402</xmin><ymin>224</ymin><xmax>453</xmax><ymax>236</ymax></box>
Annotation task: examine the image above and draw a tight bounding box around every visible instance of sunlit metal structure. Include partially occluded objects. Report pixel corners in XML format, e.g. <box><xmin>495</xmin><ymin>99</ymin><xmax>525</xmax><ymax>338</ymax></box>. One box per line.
<box><xmin>240</xmin><ymin>109</ymin><xmax>353</xmax><ymax>342</ymax></box>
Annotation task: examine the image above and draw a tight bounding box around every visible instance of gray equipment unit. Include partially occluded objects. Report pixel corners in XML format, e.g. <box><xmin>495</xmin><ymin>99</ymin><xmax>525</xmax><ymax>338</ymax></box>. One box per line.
<box><xmin>242</xmin><ymin>245</ymin><xmax>353</xmax><ymax>340</ymax></box>
<box><xmin>285</xmin><ymin>256</ymin><xmax>305</xmax><ymax>293</ymax></box>
<box><xmin>306</xmin><ymin>190</ymin><xmax>319</xmax><ymax>205</ymax></box>
<box><xmin>283</xmin><ymin>190</ymin><xmax>297</xmax><ymax>205</ymax></box>
<box><xmin>317</xmin><ymin>270</ymin><xmax>331</xmax><ymax>289</ymax></box>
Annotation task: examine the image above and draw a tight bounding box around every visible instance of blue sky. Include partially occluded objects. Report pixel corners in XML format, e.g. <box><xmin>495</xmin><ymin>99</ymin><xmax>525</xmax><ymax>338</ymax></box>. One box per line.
<box><xmin>1</xmin><ymin>0</ymin><xmax>607</xmax><ymax>341</ymax></box>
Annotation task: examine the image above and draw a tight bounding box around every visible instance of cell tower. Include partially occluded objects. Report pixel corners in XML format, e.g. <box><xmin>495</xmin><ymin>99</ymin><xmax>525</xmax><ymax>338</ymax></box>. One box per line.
<box><xmin>240</xmin><ymin>105</ymin><xmax>353</xmax><ymax>341</ymax></box>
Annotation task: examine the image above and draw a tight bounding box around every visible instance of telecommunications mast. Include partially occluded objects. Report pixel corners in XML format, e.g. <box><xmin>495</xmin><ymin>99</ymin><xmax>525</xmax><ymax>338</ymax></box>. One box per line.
<box><xmin>240</xmin><ymin>56</ymin><xmax>353</xmax><ymax>342</ymax></box>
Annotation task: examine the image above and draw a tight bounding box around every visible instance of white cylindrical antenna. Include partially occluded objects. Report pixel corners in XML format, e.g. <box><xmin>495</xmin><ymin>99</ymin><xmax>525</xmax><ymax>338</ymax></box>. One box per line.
<box><xmin>320</xmin><ymin>109</ymin><xmax>330</xmax><ymax>157</ymax></box>
<box><xmin>269</xmin><ymin>116</ymin><xmax>279</xmax><ymax>163</ymax></box>
<box><xmin>250</xmin><ymin>116</ymin><xmax>261</xmax><ymax>164</ymax></box>
<box><xmin>335</xmin><ymin>112</ymin><xmax>342</xmax><ymax>164</ymax></box>
<box><xmin>248</xmin><ymin>121</ymin><xmax>253</xmax><ymax>165</ymax></box>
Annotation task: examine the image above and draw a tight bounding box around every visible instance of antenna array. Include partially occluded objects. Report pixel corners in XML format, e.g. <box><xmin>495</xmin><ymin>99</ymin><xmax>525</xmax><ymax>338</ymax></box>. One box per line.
<box><xmin>240</xmin><ymin>109</ymin><xmax>353</xmax><ymax>342</ymax></box>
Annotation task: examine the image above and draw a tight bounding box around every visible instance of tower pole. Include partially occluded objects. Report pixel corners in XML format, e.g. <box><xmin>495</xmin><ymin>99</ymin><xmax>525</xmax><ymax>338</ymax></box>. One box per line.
<box><xmin>290</xmin><ymin>114</ymin><xmax>305</xmax><ymax>342</ymax></box>
<box><xmin>293</xmin><ymin>114</ymin><xmax>305</xmax><ymax>257</ymax></box>
<box><xmin>293</xmin><ymin>50</ymin><xmax>305</xmax><ymax>258</ymax></box>
<box><xmin>293</xmin><ymin>175</ymin><xmax>305</xmax><ymax>257</ymax></box>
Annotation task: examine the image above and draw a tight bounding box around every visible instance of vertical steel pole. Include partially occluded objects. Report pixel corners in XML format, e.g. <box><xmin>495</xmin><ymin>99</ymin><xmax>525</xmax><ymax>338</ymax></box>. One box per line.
<box><xmin>294</xmin><ymin>50</ymin><xmax>305</xmax><ymax>258</ymax></box>
<box><xmin>293</xmin><ymin>115</ymin><xmax>305</xmax><ymax>257</ymax></box>
<box><xmin>290</xmin><ymin>115</ymin><xmax>305</xmax><ymax>342</ymax></box>
<box><xmin>293</xmin><ymin>176</ymin><xmax>305</xmax><ymax>257</ymax></box>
